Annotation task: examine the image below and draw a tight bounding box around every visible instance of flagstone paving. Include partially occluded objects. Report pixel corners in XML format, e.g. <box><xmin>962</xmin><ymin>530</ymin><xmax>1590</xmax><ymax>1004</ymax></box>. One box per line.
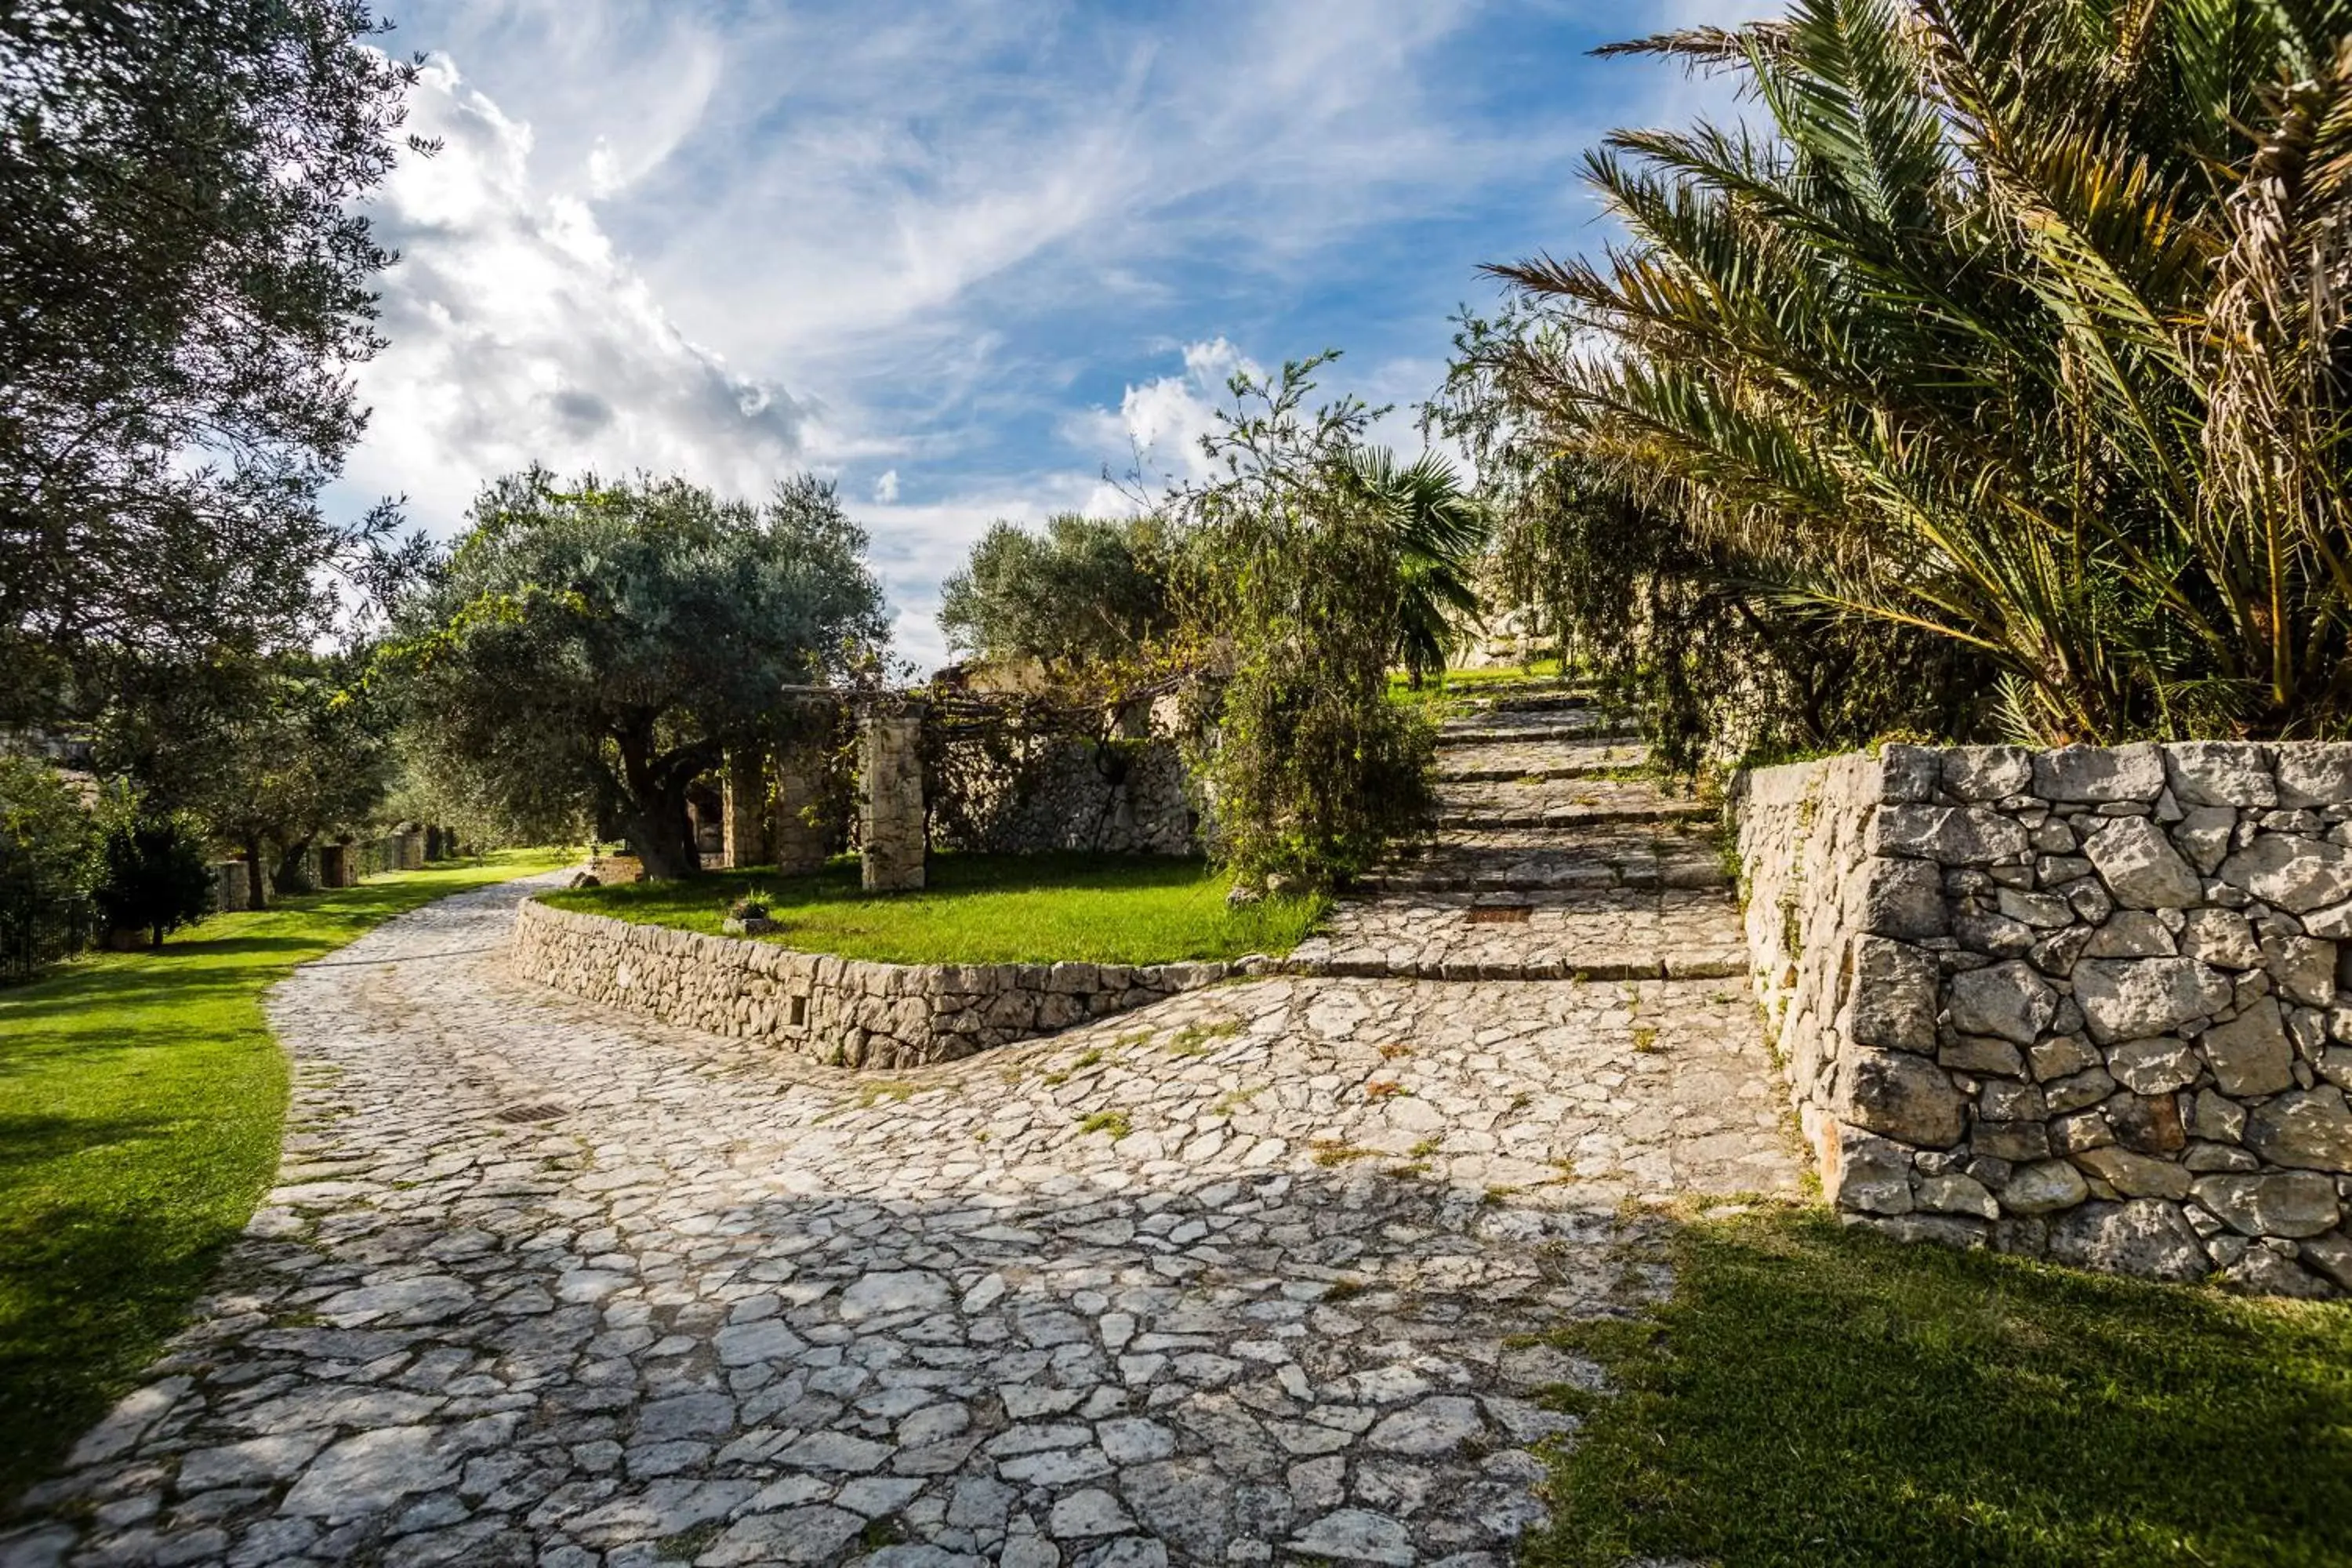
<box><xmin>1</xmin><ymin>866</ymin><xmax>1798</xmax><ymax>1568</ymax></box>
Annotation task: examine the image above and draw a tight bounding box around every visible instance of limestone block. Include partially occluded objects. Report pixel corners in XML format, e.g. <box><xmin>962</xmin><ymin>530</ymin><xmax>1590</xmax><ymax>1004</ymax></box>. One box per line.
<box><xmin>2082</xmin><ymin>911</ymin><xmax>2176</xmax><ymax>958</ymax></box>
<box><xmin>2072</xmin><ymin>956</ymin><xmax>2233</xmax><ymax>1043</ymax></box>
<box><xmin>859</xmin><ymin>709</ymin><xmax>927</xmax><ymax>893</ymax></box>
<box><xmin>1999</xmin><ymin>1160</ymin><xmax>2089</xmax><ymax>1214</ymax></box>
<box><xmin>2245</xmin><ymin>1087</ymin><xmax>2352</xmax><ymax>1171</ymax></box>
<box><xmin>2217</xmin><ymin>833</ymin><xmax>2352</xmax><ymax>913</ymax></box>
<box><xmin>1836</xmin><ymin>1049</ymin><xmax>1965</xmax><ymax>1147</ymax></box>
<box><xmin>2033</xmin><ymin>744</ymin><xmax>2165</xmax><ymax>804</ymax></box>
<box><xmin>2178</xmin><ymin>908</ymin><xmax>2261</xmax><ymax>969</ymax></box>
<box><xmin>2172</xmin><ymin>807</ymin><xmax>2238</xmax><ymax>876</ymax></box>
<box><xmin>1941</xmin><ymin>746</ymin><xmax>2034</xmax><ymax>802</ymax></box>
<box><xmin>1946</xmin><ymin>960</ymin><xmax>2058</xmax><ymax>1045</ymax></box>
<box><xmin>2274</xmin><ymin>742</ymin><xmax>2352</xmax><ymax>808</ymax></box>
<box><xmin>2045</xmin><ymin>1199</ymin><xmax>2206</xmax><ymax>1282</ymax></box>
<box><xmin>2191</xmin><ymin>1172</ymin><xmax>2342</xmax><ymax>1238</ymax></box>
<box><xmin>1844</xmin><ymin>856</ymin><xmax>1947</xmax><ymax>940</ymax></box>
<box><xmin>2105</xmin><ymin>1037</ymin><xmax>2201</xmax><ymax>1095</ymax></box>
<box><xmin>1870</xmin><ymin>806</ymin><xmax>2031</xmax><ymax>865</ymax></box>
<box><xmin>1819</xmin><ymin>1123</ymin><xmax>1915</xmax><ymax>1214</ymax></box>
<box><xmin>1917</xmin><ymin>1171</ymin><xmax>1999</xmax><ymax>1218</ymax></box>
<box><xmin>2105</xmin><ymin>1091</ymin><xmax>2186</xmax><ymax>1153</ymax></box>
<box><xmin>2198</xmin><ymin>998</ymin><xmax>2294</xmax><ymax>1096</ymax></box>
<box><xmin>2259</xmin><ymin>931</ymin><xmax>2336</xmax><ymax>1007</ymax></box>
<box><xmin>2027</xmin><ymin>1034</ymin><xmax>2100</xmax><ymax>1082</ymax></box>
<box><xmin>2159</xmin><ymin>742</ymin><xmax>2276</xmax><ymax>808</ymax></box>
<box><xmin>1842</xmin><ymin>936</ymin><xmax>1940</xmax><ymax>1053</ymax></box>
<box><xmin>2082</xmin><ymin>817</ymin><xmax>2204</xmax><ymax>909</ymax></box>
<box><xmin>2072</xmin><ymin>1145</ymin><xmax>2190</xmax><ymax>1200</ymax></box>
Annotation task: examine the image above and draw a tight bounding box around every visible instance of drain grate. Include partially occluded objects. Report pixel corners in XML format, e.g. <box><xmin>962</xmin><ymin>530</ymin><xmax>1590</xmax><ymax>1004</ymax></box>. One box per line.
<box><xmin>493</xmin><ymin>1100</ymin><xmax>568</xmax><ymax>1124</ymax></box>
<box><xmin>1464</xmin><ymin>906</ymin><xmax>1533</xmax><ymax>925</ymax></box>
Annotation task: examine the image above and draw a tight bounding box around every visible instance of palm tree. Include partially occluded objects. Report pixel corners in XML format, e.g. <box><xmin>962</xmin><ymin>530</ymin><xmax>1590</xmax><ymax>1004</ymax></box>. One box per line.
<box><xmin>1340</xmin><ymin>447</ymin><xmax>1490</xmax><ymax>682</ymax></box>
<box><xmin>1489</xmin><ymin>0</ymin><xmax>2352</xmax><ymax>741</ymax></box>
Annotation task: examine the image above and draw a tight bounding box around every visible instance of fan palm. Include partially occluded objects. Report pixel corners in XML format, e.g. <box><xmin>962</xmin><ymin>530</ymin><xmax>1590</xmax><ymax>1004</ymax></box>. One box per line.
<box><xmin>1340</xmin><ymin>447</ymin><xmax>1490</xmax><ymax>681</ymax></box>
<box><xmin>1490</xmin><ymin>0</ymin><xmax>2352</xmax><ymax>741</ymax></box>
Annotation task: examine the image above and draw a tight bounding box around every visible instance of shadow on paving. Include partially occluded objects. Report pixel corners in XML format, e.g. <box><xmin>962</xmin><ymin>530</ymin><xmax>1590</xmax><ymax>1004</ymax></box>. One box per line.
<box><xmin>1525</xmin><ymin>1207</ymin><xmax>2352</xmax><ymax>1568</ymax></box>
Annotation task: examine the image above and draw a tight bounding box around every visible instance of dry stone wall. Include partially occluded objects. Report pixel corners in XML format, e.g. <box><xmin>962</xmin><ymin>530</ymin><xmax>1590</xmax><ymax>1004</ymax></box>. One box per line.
<box><xmin>1733</xmin><ymin>742</ymin><xmax>2352</xmax><ymax>1298</ymax></box>
<box><xmin>510</xmin><ymin>899</ymin><xmax>1240</xmax><ymax>1069</ymax></box>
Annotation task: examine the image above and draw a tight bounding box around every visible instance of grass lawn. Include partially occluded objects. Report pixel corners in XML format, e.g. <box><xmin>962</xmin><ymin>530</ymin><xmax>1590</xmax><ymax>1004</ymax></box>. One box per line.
<box><xmin>1528</xmin><ymin>1207</ymin><xmax>2352</xmax><ymax>1568</ymax></box>
<box><xmin>539</xmin><ymin>852</ymin><xmax>1327</xmax><ymax>966</ymax></box>
<box><xmin>0</xmin><ymin>848</ymin><xmax>572</xmax><ymax>1504</ymax></box>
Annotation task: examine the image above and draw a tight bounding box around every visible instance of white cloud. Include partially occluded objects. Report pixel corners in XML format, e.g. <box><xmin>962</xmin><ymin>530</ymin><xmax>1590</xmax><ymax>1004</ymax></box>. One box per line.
<box><xmin>872</xmin><ymin>469</ymin><xmax>900</xmax><ymax>503</ymax></box>
<box><xmin>343</xmin><ymin>56</ymin><xmax>816</xmax><ymax>524</ymax></box>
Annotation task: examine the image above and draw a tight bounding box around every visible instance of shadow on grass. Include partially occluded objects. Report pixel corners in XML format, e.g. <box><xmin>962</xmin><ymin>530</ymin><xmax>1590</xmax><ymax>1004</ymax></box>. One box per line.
<box><xmin>1526</xmin><ymin>1207</ymin><xmax>2352</xmax><ymax>1568</ymax></box>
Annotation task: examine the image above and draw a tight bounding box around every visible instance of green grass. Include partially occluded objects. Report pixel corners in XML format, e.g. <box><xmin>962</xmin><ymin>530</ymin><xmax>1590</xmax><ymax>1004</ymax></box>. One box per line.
<box><xmin>1528</xmin><ymin>1207</ymin><xmax>2352</xmax><ymax>1568</ymax></box>
<box><xmin>0</xmin><ymin>848</ymin><xmax>572</xmax><ymax>1504</ymax></box>
<box><xmin>1387</xmin><ymin>659</ymin><xmax>1574</xmax><ymax>717</ymax></box>
<box><xmin>539</xmin><ymin>852</ymin><xmax>1327</xmax><ymax>966</ymax></box>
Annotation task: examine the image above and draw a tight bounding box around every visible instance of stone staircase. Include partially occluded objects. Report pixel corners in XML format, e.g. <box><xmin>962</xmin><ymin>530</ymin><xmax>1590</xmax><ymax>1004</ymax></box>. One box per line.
<box><xmin>1288</xmin><ymin>681</ymin><xmax>1749</xmax><ymax>981</ymax></box>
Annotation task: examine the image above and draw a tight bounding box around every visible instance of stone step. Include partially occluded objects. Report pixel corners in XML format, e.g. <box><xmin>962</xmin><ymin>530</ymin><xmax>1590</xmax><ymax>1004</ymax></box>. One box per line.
<box><xmin>1437</xmin><ymin>712</ymin><xmax>1641</xmax><ymax>747</ymax></box>
<box><xmin>1436</xmin><ymin>739</ymin><xmax>1653</xmax><ymax>781</ymax></box>
<box><xmin>1439</xmin><ymin>775</ymin><xmax>1715</xmax><ymax>829</ymax></box>
<box><xmin>1290</xmin><ymin>885</ymin><xmax>1747</xmax><ymax>982</ymax></box>
<box><xmin>1362</xmin><ymin>822</ymin><xmax>1732</xmax><ymax>895</ymax></box>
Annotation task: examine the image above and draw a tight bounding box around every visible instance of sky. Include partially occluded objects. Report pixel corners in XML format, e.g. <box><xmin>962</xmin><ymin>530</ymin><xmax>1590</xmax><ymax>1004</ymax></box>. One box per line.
<box><xmin>337</xmin><ymin>0</ymin><xmax>1761</xmax><ymax>670</ymax></box>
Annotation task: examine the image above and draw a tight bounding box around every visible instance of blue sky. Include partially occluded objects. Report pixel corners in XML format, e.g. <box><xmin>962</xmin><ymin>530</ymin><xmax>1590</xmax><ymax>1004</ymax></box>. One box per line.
<box><xmin>340</xmin><ymin>0</ymin><xmax>1754</xmax><ymax>667</ymax></box>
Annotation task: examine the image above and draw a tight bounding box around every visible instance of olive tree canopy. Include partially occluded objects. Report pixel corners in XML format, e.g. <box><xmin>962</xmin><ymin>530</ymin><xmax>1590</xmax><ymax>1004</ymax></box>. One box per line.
<box><xmin>391</xmin><ymin>470</ymin><xmax>889</xmax><ymax>879</ymax></box>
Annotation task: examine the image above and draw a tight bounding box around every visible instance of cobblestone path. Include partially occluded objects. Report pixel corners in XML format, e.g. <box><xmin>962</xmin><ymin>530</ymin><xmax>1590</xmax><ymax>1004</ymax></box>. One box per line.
<box><xmin>1297</xmin><ymin>685</ymin><xmax>1748</xmax><ymax>981</ymax></box>
<box><xmin>3</xmin><ymin>855</ymin><xmax>1797</xmax><ymax>1568</ymax></box>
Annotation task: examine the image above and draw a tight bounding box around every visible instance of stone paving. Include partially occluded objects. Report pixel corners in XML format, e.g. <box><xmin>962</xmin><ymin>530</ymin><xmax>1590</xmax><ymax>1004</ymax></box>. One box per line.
<box><xmin>2</xmin><ymin>871</ymin><xmax>1797</xmax><ymax>1568</ymax></box>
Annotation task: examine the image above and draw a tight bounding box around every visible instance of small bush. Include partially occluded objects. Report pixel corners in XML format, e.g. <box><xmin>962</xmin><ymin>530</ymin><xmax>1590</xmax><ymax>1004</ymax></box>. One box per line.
<box><xmin>93</xmin><ymin>815</ymin><xmax>215</xmax><ymax>949</ymax></box>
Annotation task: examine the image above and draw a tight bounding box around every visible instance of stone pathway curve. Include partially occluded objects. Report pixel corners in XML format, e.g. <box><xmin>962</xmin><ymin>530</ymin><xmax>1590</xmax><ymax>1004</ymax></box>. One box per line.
<box><xmin>2</xmin><ymin>862</ymin><xmax>1797</xmax><ymax>1568</ymax></box>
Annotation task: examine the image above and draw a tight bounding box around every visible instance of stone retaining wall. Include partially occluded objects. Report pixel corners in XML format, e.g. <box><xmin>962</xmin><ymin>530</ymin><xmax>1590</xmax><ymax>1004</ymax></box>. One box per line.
<box><xmin>510</xmin><ymin>899</ymin><xmax>1240</xmax><ymax>1069</ymax></box>
<box><xmin>1733</xmin><ymin>742</ymin><xmax>2352</xmax><ymax>1298</ymax></box>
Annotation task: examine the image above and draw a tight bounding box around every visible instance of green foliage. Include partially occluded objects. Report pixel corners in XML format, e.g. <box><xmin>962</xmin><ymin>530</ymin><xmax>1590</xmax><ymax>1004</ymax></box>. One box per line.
<box><xmin>1530</xmin><ymin>1207</ymin><xmax>2352</xmax><ymax>1566</ymax></box>
<box><xmin>1470</xmin><ymin>0</ymin><xmax>2352</xmax><ymax>747</ymax></box>
<box><xmin>542</xmin><ymin>853</ymin><xmax>1327</xmax><ymax>967</ymax></box>
<box><xmin>389</xmin><ymin>469</ymin><xmax>889</xmax><ymax>880</ymax></box>
<box><xmin>0</xmin><ymin>1</ymin><xmax>430</xmax><ymax>726</ymax></box>
<box><xmin>0</xmin><ymin>850</ymin><xmax>568</xmax><ymax>1504</ymax></box>
<box><xmin>1169</xmin><ymin>354</ymin><xmax>1456</xmax><ymax>884</ymax></box>
<box><xmin>0</xmin><ymin>757</ymin><xmax>96</xmax><ymax>980</ymax></box>
<box><xmin>96</xmin><ymin>648</ymin><xmax>397</xmax><ymax>907</ymax></box>
<box><xmin>91</xmin><ymin>814</ymin><xmax>212</xmax><ymax>950</ymax></box>
<box><xmin>938</xmin><ymin>514</ymin><xmax>1174</xmax><ymax>675</ymax></box>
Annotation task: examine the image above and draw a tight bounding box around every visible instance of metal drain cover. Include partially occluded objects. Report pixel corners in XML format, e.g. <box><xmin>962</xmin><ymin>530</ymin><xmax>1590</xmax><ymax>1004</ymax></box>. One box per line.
<box><xmin>1464</xmin><ymin>906</ymin><xmax>1533</xmax><ymax>925</ymax></box>
<box><xmin>493</xmin><ymin>1100</ymin><xmax>568</xmax><ymax>1123</ymax></box>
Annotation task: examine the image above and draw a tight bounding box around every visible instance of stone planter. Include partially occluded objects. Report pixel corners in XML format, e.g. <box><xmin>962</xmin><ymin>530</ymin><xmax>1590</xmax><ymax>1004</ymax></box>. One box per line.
<box><xmin>510</xmin><ymin>899</ymin><xmax>1241</xmax><ymax>1069</ymax></box>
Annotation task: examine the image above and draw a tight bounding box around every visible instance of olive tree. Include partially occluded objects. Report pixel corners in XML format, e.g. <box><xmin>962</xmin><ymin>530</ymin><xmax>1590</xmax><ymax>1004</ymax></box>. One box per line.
<box><xmin>938</xmin><ymin>514</ymin><xmax>1173</xmax><ymax>676</ymax></box>
<box><xmin>391</xmin><ymin>469</ymin><xmax>888</xmax><ymax>880</ymax></box>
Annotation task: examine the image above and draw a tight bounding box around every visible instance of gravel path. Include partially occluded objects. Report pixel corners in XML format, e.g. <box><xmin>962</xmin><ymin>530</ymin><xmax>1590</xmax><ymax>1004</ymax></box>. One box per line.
<box><xmin>2</xmin><ymin>874</ymin><xmax>1797</xmax><ymax>1568</ymax></box>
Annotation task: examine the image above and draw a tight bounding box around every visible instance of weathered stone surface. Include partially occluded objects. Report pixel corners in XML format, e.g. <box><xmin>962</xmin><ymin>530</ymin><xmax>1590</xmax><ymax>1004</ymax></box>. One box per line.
<box><xmin>2105</xmin><ymin>1038</ymin><xmax>2201</xmax><ymax>1095</ymax></box>
<box><xmin>2072</xmin><ymin>958</ymin><xmax>2232</xmax><ymax>1044</ymax></box>
<box><xmin>2259</xmin><ymin>931</ymin><xmax>2336</xmax><ymax>1007</ymax></box>
<box><xmin>2191</xmin><ymin>1173</ymin><xmax>2342</xmax><ymax>1238</ymax></box>
<box><xmin>1916</xmin><ymin>1172</ymin><xmax>1998</xmax><ymax>1219</ymax></box>
<box><xmin>1844</xmin><ymin>937</ymin><xmax>1940</xmax><ymax>1054</ymax></box>
<box><xmin>2245</xmin><ymin>1087</ymin><xmax>2352</xmax><ymax>1171</ymax></box>
<box><xmin>2218</xmin><ymin>834</ymin><xmax>2352</xmax><ymax>914</ymax></box>
<box><xmin>1871</xmin><ymin>806</ymin><xmax>2030</xmax><ymax>866</ymax></box>
<box><xmin>2174</xmin><ymin>807</ymin><xmax>2238</xmax><ymax>876</ymax></box>
<box><xmin>2071</xmin><ymin>1146</ymin><xmax>2191</xmax><ymax>1200</ymax></box>
<box><xmin>2081</xmin><ymin>912</ymin><xmax>2176</xmax><ymax>959</ymax></box>
<box><xmin>1942</xmin><ymin>746</ymin><xmax>2034</xmax><ymax>801</ymax></box>
<box><xmin>2034</xmin><ymin>745</ymin><xmax>2165</xmax><ymax>803</ymax></box>
<box><xmin>2045</xmin><ymin>1200</ymin><xmax>2207</xmax><ymax>1283</ymax></box>
<box><xmin>2180</xmin><ymin>909</ymin><xmax>2263</xmax><ymax>969</ymax></box>
<box><xmin>1945</xmin><ymin>961</ymin><xmax>2057</xmax><ymax>1046</ymax></box>
<box><xmin>2082</xmin><ymin>818</ymin><xmax>2204</xmax><ymax>909</ymax></box>
<box><xmin>1837</xmin><ymin>1050</ymin><xmax>1965</xmax><ymax>1147</ymax></box>
<box><xmin>2160</xmin><ymin>743</ymin><xmax>2275</xmax><ymax>808</ymax></box>
<box><xmin>1999</xmin><ymin>1160</ymin><xmax>2090</xmax><ymax>1214</ymax></box>
<box><xmin>2274</xmin><ymin>743</ymin><xmax>2352</xmax><ymax>808</ymax></box>
<box><xmin>2200</xmin><ymin>998</ymin><xmax>2295</xmax><ymax>1096</ymax></box>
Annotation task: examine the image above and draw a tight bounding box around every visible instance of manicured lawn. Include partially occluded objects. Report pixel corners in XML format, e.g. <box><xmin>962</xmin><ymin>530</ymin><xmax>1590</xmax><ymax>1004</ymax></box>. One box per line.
<box><xmin>1528</xmin><ymin>1207</ymin><xmax>2352</xmax><ymax>1568</ymax></box>
<box><xmin>539</xmin><ymin>852</ymin><xmax>1327</xmax><ymax>966</ymax></box>
<box><xmin>0</xmin><ymin>848</ymin><xmax>572</xmax><ymax>1504</ymax></box>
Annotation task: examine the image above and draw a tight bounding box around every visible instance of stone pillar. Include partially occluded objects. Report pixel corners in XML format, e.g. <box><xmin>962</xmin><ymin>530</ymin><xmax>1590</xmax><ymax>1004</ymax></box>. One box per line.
<box><xmin>859</xmin><ymin>707</ymin><xmax>926</xmax><ymax>892</ymax></box>
<box><xmin>318</xmin><ymin>843</ymin><xmax>350</xmax><ymax>888</ymax></box>
<box><xmin>773</xmin><ymin>735</ymin><xmax>831</xmax><ymax>877</ymax></box>
<box><xmin>723</xmin><ymin>748</ymin><xmax>771</xmax><ymax>869</ymax></box>
<box><xmin>214</xmin><ymin>860</ymin><xmax>249</xmax><ymax>913</ymax></box>
<box><xmin>397</xmin><ymin>832</ymin><xmax>424</xmax><ymax>871</ymax></box>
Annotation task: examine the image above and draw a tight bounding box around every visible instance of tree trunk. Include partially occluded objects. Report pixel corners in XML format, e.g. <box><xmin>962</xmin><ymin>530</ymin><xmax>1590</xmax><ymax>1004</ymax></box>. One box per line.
<box><xmin>274</xmin><ymin>836</ymin><xmax>315</xmax><ymax>896</ymax></box>
<box><xmin>613</xmin><ymin>724</ymin><xmax>704</xmax><ymax>880</ymax></box>
<box><xmin>244</xmin><ymin>833</ymin><xmax>270</xmax><ymax>911</ymax></box>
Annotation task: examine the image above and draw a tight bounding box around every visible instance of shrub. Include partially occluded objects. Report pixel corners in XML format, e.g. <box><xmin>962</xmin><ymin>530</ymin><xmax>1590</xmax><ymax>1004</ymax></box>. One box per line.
<box><xmin>0</xmin><ymin>757</ymin><xmax>97</xmax><ymax>980</ymax></box>
<box><xmin>93</xmin><ymin>815</ymin><xmax>215</xmax><ymax>949</ymax></box>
